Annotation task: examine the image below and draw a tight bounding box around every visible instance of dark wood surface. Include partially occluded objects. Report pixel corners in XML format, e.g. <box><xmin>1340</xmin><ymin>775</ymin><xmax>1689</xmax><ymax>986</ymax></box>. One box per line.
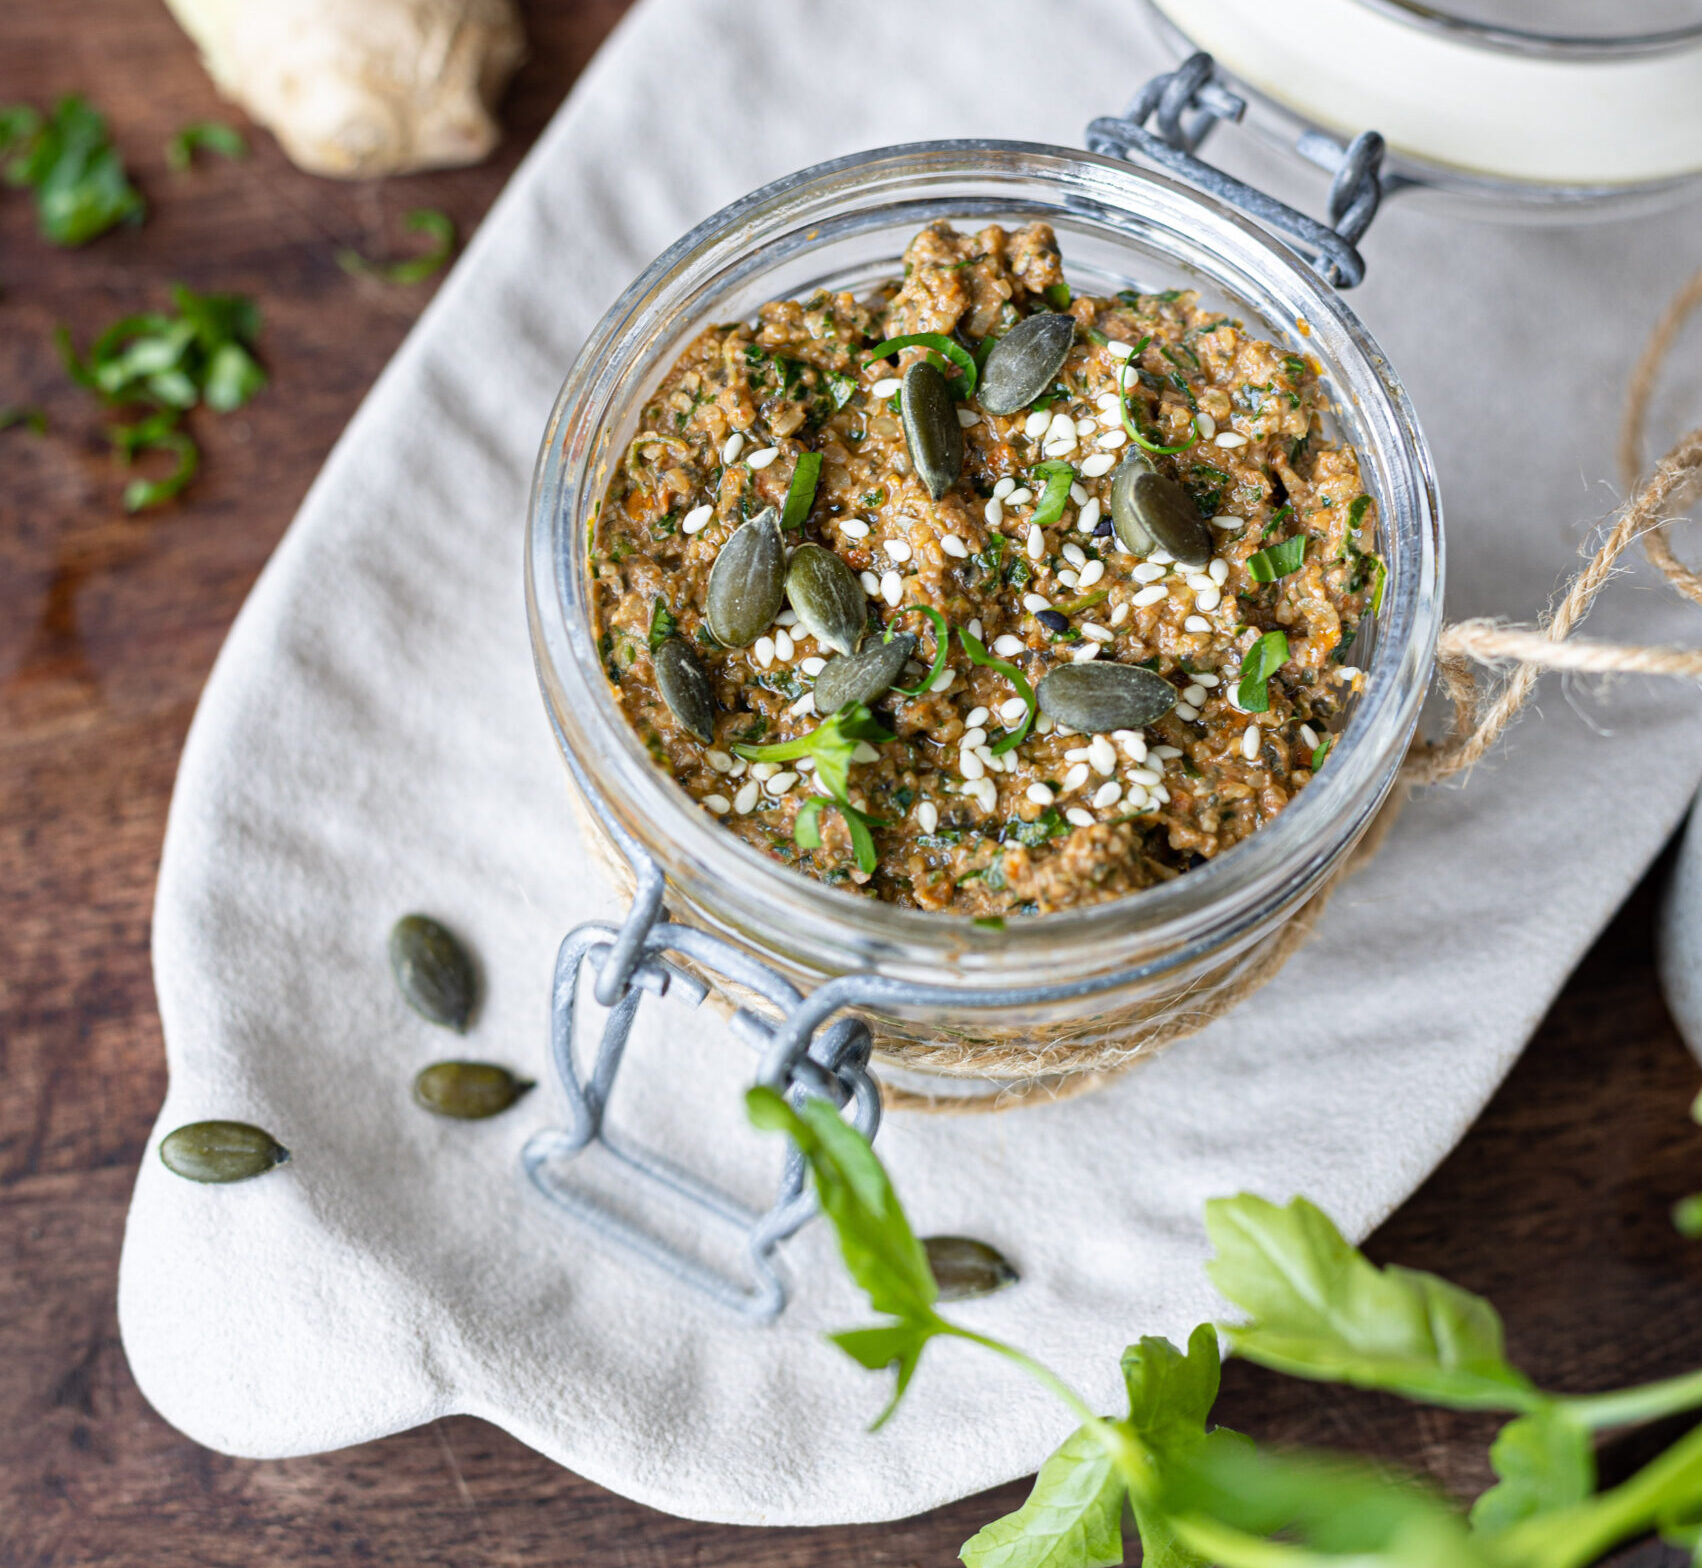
<box><xmin>4</xmin><ymin>5</ymin><xmax>1702</xmax><ymax>1564</ymax></box>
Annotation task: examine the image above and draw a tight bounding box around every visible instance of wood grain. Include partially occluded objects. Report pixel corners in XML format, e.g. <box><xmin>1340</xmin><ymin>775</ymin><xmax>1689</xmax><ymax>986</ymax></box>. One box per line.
<box><xmin>3</xmin><ymin>5</ymin><xmax>1701</xmax><ymax>1564</ymax></box>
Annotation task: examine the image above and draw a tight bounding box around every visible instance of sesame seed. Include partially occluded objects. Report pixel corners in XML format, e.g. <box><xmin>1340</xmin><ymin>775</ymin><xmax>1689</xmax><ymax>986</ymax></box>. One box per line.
<box><xmin>1115</xmin><ymin>729</ymin><xmax>1147</xmax><ymax>758</ymax></box>
<box><xmin>880</xmin><ymin>570</ymin><xmax>902</xmax><ymax>607</ymax></box>
<box><xmin>1185</xmin><ymin>572</ymin><xmax>1214</xmax><ymax>593</ymax></box>
<box><xmin>1066</xmin><ymin>806</ymin><xmax>1096</xmax><ymax>827</ymax></box>
<box><xmin>1010</xmin><ymin>486</ymin><xmax>1037</xmax><ymax>508</ymax></box>
<box><xmin>1026</xmin><ymin>525</ymin><xmax>1046</xmax><ymax>560</ymax></box>
<box><xmin>1194</xmin><ymin>584</ymin><xmax>1222</xmax><ymax>612</ymax></box>
<box><xmin>682</xmin><ymin>503</ymin><xmax>714</xmax><ymax>535</ymax></box>
<box><xmin>1096</xmin><ymin>428</ymin><xmax>1127</xmax><ymax>450</ymax></box>
<box><xmin>1081</xmin><ymin>622</ymin><xmax>1114</xmax><ymax>643</ymax></box>
<box><xmin>1213</xmin><ymin>431</ymin><xmax>1246</xmax><ymax>450</ymax></box>
<box><xmin>1300</xmin><ymin>723</ymin><xmax>1321</xmax><ymax>751</ymax></box>
<box><xmin>1024</xmin><ymin>409</ymin><xmax>1051</xmax><ymax>439</ymax></box>
<box><xmin>1089</xmin><ymin>736</ymin><xmax>1118</xmax><ymax>775</ymax></box>
<box><xmin>1175</xmin><ymin>701</ymin><xmax>1201</xmax><ymax>721</ymax></box>
<box><xmin>840</xmin><ymin>518</ymin><xmax>871</xmax><ymax>539</ymax></box>
<box><xmin>993</xmin><ymin>634</ymin><xmax>1025</xmax><ymax>658</ymax></box>
<box><xmin>703</xmin><ymin>794</ymin><xmax>731</xmax><ymax>815</ymax></box>
<box><xmin>753</xmin><ymin>636</ymin><xmax>776</xmax><ymax>668</ymax></box>
<box><xmin>1209</xmin><ymin>557</ymin><xmax>1230</xmax><ymax>585</ymax></box>
<box><xmin>1093</xmin><ymin>781</ymin><xmax>1123</xmax><ymax>809</ymax></box>
<box><xmin>1124</xmin><ymin>783</ymin><xmax>1152</xmax><ymax>811</ymax></box>
<box><xmin>941</xmin><ymin>534</ymin><xmax>968</xmax><ymax>557</ymax></box>
<box><xmin>1196</xmin><ymin>672</ymin><xmax>1220</xmax><ymax>687</ymax></box>
<box><xmin>967</xmin><ymin>617</ymin><xmax>984</xmax><ymax>640</ymax></box>
<box><xmin>705</xmin><ymin>749</ymin><xmax>734</xmax><ymax>773</ymax></box>
<box><xmin>851</xmin><ymin>740</ymin><xmax>880</xmax><ymax>763</ymax></box>
<box><xmin>1095</xmin><ymin>391</ymin><xmax>1121</xmax><ymax>411</ymax></box>
<box><xmin>1069</xmin><ymin>482</ymin><xmax>1089</xmax><ymax>505</ymax></box>
<box><xmin>860</xmin><ymin>571</ymin><xmax>881</xmax><ymax>597</ymax></box>
<box><xmin>1152</xmin><ymin>744</ymin><xmax>1182</xmax><ymax>759</ymax></box>
<box><xmin>774</xmin><ymin>629</ymin><xmax>795</xmax><ymax>660</ymax></box>
<box><xmin>994</xmin><ymin>476</ymin><xmax>1016</xmax><ymax>500</ymax></box>
<box><xmin>1105</xmin><ymin>339</ymin><xmax>1136</xmax><ymax>359</ymax></box>
<box><xmin>1110</xmin><ymin>601</ymin><xmax>1130</xmax><ymax>627</ymax></box>
<box><xmin>1076</xmin><ymin>560</ymin><xmax>1105</xmax><ymax>588</ymax></box>
<box><xmin>1132</xmin><ymin>584</ymin><xmax>1168</xmax><ymax>607</ymax></box>
<box><xmin>999</xmin><ymin>696</ymin><xmax>1028</xmax><ymax>723</ymax></box>
<box><xmin>1079</xmin><ymin>452</ymin><xmax>1116</xmax><ymax>478</ymax></box>
<box><xmin>734</xmin><ymin>780</ymin><xmax>761</xmax><ymax>813</ymax></box>
<box><xmin>1047</xmin><ymin>412</ymin><xmax>1076</xmax><ymax>442</ymax></box>
<box><xmin>1042</xmin><ymin>438</ymin><xmax>1075</xmax><ymax>459</ymax></box>
<box><xmin>775</xmin><ymin>608</ymin><xmax>798</xmax><ymax>626</ymax></box>
<box><xmin>1183</xmin><ymin>683</ymin><xmax>1207</xmax><ymax>705</ymax></box>
<box><xmin>917</xmin><ymin>801</ymin><xmax>939</xmax><ymax>833</ymax></box>
<box><xmin>750</xmin><ymin>762</ymin><xmax>779</xmax><ymax>781</ymax></box>
<box><xmin>1183</xmin><ymin>614</ymin><xmax>1210</xmax><ymax>633</ymax></box>
<box><xmin>956</xmin><ymin>408</ymin><xmax>981</xmax><ymax>427</ymax></box>
<box><xmin>1149</xmin><ymin>783</ymin><xmax>1171</xmax><ymax>804</ymax></box>
<box><xmin>976</xmin><ymin>778</ymin><xmax>1000</xmax><ymax>812</ymax></box>
<box><xmin>930</xmin><ymin>668</ymin><xmax>955</xmax><ymax>693</ymax></box>
<box><xmin>1195</xmin><ymin>412</ymin><xmax>1218</xmax><ymax>439</ymax></box>
<box><xmin>1150</xmin><ymin>548</ymin><xmax>1175</xmax><ymax>564</ymax></box>
<box><xmin>1058</xmin><ymin>569</ymin><xmax>1079</xmax><ymax>588</ymax></box>
<box><xmin>1026</xmin><ymin>782</ymin><xmax>1056</xmax><ymax>807</ymax></box>
<box><xmin>728</xmin><ymin>758</ymin><xmax>748</xmax><ymax>777</ymax></box>
<box><xmin>1129</xmin><ymin>765</ymin><xmax>1161</xmax><ymax>786</ymax></box>
<box><xmin>885</xmin><ymin>539</ymin><xmax>913</xmax><ymax>563</ymax></box>
<box><xmin>721</xmin><ymin>432</ymin><xmax>745</xmax><ymax>464</ymax></box>
<box><xmin>1241</xmin><ymin>723</ymin><xmax>1260</xmax><ymax>760</ymax></box>
<box><xmin>1062</xmin><ymin>763</ymin><xmax>1091</xmax><ymax>792</ymax></box>
<box><xmin>789</xmin><ymin>693</ymin><xmax>816</xmax><ymax>717</ymax></box>
<box><xmin>984</xmin><ymin>497</ymin><xmax>1005</xmax><ymax>528</ymax></box>
<box><xmin>747</xmin><ymin>446</ymin><xmax>780</xmax><ymax>470</ymax></box>
<box><xmin>961</xmin><ymin>726</ymin><xmax>989</xmax><ymax>749</ymax></box>
<box><xmin>1064</xmin><ymin>746</ymin><xmax>1091</xmax><ymax>763</ymax></box>
<box><xmin>1072</xmin><ymin>643</ymin><xmax>1101</xmax><ymax>663</ymax></box>
<box><xmin>766</xmin><ymin>770</ymin><xmax>798</xmax><ymax>795</ymax></box>
<box><xmin>1210</xmin><ymin>514</ymin><xmax>1243</xmax><ymax>529</ymax></box>
<box><xmin>964</xmin><ymin>705</ymin><xmax>990</xmax><ymax>728</ymax></box>
<box><xmin>1077</xmin><ymin>497</ymin><xmax>1102</xmax><ymax>534</ymax></box>
<box><xmin>1062</xmin><ymin>542</ymin><xmax>1087</xmax><ymax>567</ymax></box>
<box><xmin>1022</xmin><ymin>592</ymin><xmax>1050</xmax><ymax>613</ymax></box>
<box><xmin>871</xmin><ymin>377</ymin><xmax>901</xmax><ymax>399</ymax></box>
<box><xmin>801</xmin><ymin>656</ymin><xmax>826</xmax><ymax>676</ymax></box>
<box><xmin>1133</xmin><ymin>561</ymin><xmax>1166</xmax><ymax>583</ymax></box>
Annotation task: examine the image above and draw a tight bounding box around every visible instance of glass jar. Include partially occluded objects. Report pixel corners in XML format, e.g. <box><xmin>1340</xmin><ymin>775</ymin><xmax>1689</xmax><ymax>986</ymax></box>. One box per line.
<box><xmin>526</xmin><ymin>143</ymin><xmax>1442</xmax><ymax>1085</ymax></box>
<box><xmin>1143</xmin><ymin>0</ymin><xmax>1702</xmax><ymax>217</ymax></box>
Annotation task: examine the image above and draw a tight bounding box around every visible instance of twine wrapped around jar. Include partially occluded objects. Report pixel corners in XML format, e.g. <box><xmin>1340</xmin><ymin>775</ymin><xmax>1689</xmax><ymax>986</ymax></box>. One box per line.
<box><xmin>875</xmin><ymin>265</ymin><xmax>1702</xmax><ymax>1112</ymax></box>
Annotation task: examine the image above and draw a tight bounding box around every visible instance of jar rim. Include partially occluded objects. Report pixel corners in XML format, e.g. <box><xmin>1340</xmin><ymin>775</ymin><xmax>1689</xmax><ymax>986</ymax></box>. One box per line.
<box><xmin>527</xmin><ymin>140</ymin><xmax>1442</xmax><ymax>988</ymax></box>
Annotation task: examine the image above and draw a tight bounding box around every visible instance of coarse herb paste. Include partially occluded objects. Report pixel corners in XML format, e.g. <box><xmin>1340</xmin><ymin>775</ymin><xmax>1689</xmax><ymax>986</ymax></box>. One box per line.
<box><xmin>590</xmin><ymin>221</ymin><xmax>1382</xmax><ymax>917</ymax></box>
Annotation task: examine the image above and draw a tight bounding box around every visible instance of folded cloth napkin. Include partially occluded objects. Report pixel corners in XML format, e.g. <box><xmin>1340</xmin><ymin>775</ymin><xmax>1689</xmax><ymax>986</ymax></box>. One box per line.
<box><xmin>119</xmin><ymin>0</ymin><xmax>1702</xmax><ymax>1527</ymax></box>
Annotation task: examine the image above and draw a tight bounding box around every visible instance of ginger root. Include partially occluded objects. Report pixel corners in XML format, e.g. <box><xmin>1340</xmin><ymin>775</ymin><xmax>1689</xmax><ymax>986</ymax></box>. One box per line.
<box><xmin>162</xmin><ymin>0</ymin><xmax>526</xmax><ymax>179</ymax></box>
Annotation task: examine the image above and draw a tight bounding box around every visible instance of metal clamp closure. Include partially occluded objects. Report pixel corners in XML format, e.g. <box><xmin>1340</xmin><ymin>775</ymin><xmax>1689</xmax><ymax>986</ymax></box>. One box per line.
<box><xmin>1086</xmin><ymin>52</ymin><xmax>1387</xmax><ymax>288</ymax></box>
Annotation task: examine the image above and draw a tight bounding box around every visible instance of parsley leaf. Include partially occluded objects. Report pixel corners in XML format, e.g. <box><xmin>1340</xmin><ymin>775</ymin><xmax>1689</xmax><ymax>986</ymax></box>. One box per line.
<box><xmin>2</xmin><ymin>95</ymin><xmax>144</xmax><ymax>246</ymax></box>
<box><xmin>780</xmin><ymin>450</ymin><xmax>822</xmax><ymax>530</ymax></box>
<box><xmin>745</xmin><ymin>1086</ymin><xmax>945</xmax><ymax>1427</ymax></box>
<box><xmin>1246</xmin><ymin>535</ymin><xmax>1306</xmax><ymax>583</ymax></box>
<box><xmin>1234</xmin><ymin>631</ymin><xmax>1288</xmax><ymax>714</ymax></box>
<box><xmin>337</xmin><ymin>208</ymin><xmax>456</xmax><ymax>285</ymax></box>
<box><xmin>961</xmin><ymin>1425</ymin><xmax>1127</xmax><ymax>1568</ymax></box>
<box><xmin>1205</xmin><ymin>1193</ymin><xmax>1542</xmax><ymax>1412</ymax></box>
<box><xmin>1029</xmin><ymin>460</ymin><xmax>1076</xmax><ymax>530</ymax></box>
<box><xmin>166</xmin><ymin>121</ymin><xmax>247</xmax><ymax>172</ymax></box>
<box><xmin>1470</xmin><ymin>1409</ymin><xmax>1594</xmax><ymax>1532</ymax></box>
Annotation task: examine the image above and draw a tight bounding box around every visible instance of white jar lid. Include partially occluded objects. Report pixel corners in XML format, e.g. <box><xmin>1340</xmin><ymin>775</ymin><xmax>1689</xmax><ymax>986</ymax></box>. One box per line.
<box><xmin>1149</xmin><ymin>0</ymin><xmax>1702</xmax><ymax>185</ymax></box>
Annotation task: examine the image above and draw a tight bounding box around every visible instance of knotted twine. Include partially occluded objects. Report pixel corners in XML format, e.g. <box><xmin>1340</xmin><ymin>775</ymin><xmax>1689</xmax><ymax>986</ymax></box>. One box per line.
<box><xmin>881</xmin><ymin>265</ymin><xmax>1702</xmax><ymax>1114</ymax></box>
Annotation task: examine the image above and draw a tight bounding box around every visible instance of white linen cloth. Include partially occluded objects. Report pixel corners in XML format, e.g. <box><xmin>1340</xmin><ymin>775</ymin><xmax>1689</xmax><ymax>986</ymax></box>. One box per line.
<box><xmin>119</xmin><ymin>0</ymin><xmax>1702</xmax><ymax>1526</ymax></box>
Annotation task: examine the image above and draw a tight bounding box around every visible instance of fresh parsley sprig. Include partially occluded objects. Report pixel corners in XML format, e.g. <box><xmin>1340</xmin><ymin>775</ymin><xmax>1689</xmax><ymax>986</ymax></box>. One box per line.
<box><xmin>750</xmin><ymin>1088</ymin><xmax>1702</xmax><ymax>1568</ymax></box>
<box><xmin>733</xmin><ymin>702</ymin><xmax>893</xmax><ymax>874</ymax></box>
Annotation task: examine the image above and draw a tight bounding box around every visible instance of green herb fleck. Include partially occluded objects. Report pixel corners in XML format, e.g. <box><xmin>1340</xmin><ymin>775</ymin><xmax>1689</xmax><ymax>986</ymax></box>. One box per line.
<box><xmin>1247</xmin><ymin>536</ymin><xmax>1306</xmax><ymax>583</ymax></box>
<box><xmin>780</xmin><ymin>450</ymin><xmax>822</xmax><ymax>530</ymax></box>
<box><xmin>864</xmin><ymin>332</ymin><xmax>977</xmax><ymax>397</ymax></box>
<box><xmin>0</xmin><ymin>406</ymin><xmax>47</xmax><ymax>435</ymax></box>
<box><xmin>1236</xmin><ymin>630</ymin><xmax>1289</xmax><ymax>713</ymax></box>
<box><xmin>337</xmin><ymin>208</ymin><xmax>456</xmax><ymax>285</ymax></box>
<box><xmin>959</xmin><ymin>627</ymin><xmax>1034</xmax><ymax>755</ymax></box>
<box><xmin>1</xmin><ymin>95</ymin><xmax>144</xmax><ymax>246</ymax></box>
<box><xmin>646</xmin><ymin>597</ymin><xmax>679</xmax><ymax>651</ymax></box>
<box><xmin>890</xmin><ymin>605</ymin><xmax>950</xmax><ymax>696</ymax></box>
<box><xmin>1029</xmin><ymin>459</ymin><xmax>1076</xmax><ymax>530</ymax></box>
<box><xmin>166</xmin><ymin>121</ymin><xmax>247</xmax><ymax>171</ymax></box>
<box><xmin>1043</xmin><ymin>282</ymin><xmax>1072</xmax><ymax>310</ymax></box>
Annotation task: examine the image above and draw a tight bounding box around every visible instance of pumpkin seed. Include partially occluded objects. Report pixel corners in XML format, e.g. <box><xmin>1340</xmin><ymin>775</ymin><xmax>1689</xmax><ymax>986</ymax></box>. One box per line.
<box><xmin>653</xmin><ymin>638</ymin><xmax>715</xmax><ymax>743</ymax></box>
<box><xmin>900</xmin><ymin>360</ymin><xmax>963</xmax><ymax>500</ymax></box>
<box><xmin>705</xmin><ymin>506</ymin><xmax>786</xmax><ymax>646</ymax></box>
<box><xmin>160</xmin><ymin>1121</ymin><xmax>289</xmax><ymax>1183</ymax></box>
<box><xmin>977</xmin><ymin>312</ymin><xmax>1075</xmax><ymax>416</ymax></box>
<box><xmin>1038</xmin><ymin>661</ymin><xmax>1178</xmax><ymax>730</ymax></box>
<box><xmin>785</xmin><ymin>543</ymin><xmax>866</xmax><ymax>657</ymax></box>
<box><xmin>1110</xmin><ymin>450</ymin><xmax>1211</xmax><ymax>567</ymax></box>
<box><xmin>811</xmin><ymin>632</ymin><xmax>915</xmax><ymax>715</ymax></box>
<box><xmin>414</xmin><ymin>1061</ymin><xmax>534</xmax><ymax>1120</ymax></box>
<box><xmin>924</xmin><ymin>1235</ymin><xmax>1019</xmax><ymax>1301</ymax></box>
<box><xmin>389</xmin><ymin>914</ymin><xmax>477</xmax><ymax>1032</ymax></box>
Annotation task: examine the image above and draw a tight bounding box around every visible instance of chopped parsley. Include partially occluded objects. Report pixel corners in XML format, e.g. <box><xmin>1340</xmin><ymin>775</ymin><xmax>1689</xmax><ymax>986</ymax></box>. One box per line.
<box><xmin>1247</xmin><ymin>536</ymin><xmax>1306</xmax><ymax>583</ymax></box>
<box><xmin>1236</xmin><ymin>630</ymin><xmax>1289</xmax><ymax>713</ymax></box>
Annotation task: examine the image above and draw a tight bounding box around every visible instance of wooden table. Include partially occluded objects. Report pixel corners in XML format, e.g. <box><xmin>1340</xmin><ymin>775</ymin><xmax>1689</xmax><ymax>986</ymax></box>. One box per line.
<box><xmin>4</xmin><ymin>5</ymin><xmax>1701</xmax><ymax>1563</ymax></box>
